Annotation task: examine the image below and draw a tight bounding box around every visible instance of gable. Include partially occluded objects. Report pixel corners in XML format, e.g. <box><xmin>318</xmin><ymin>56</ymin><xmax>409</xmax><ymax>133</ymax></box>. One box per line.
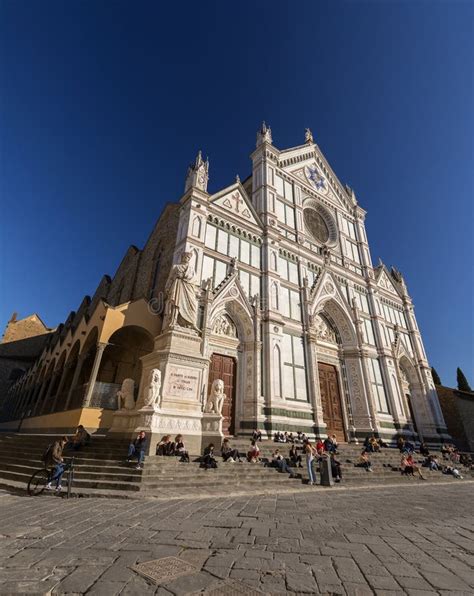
<box><xmin>377</xmin><ymin>269</ymin><xmax>401</xmax><ymax>297</ymax></box>
<box><xmin>277</xmin><ymin>144</ymin><xmax>356</xmax><ymax>214</ymax></box>
<box><xmin>210</xmin><ymin>183</ymin><xmax>261</xmax><ymax>226</ymax></box>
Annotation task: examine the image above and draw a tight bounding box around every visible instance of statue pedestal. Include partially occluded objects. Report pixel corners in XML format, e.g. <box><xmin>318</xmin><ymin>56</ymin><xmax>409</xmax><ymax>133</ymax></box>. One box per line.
<box><xmin>138</xmin><ymin>326</ymin><xmax>209</xmax><ymax>455</ymax></box>
<box><xmin>201</xmin><ymin>413</ymin><xmax>224</xmax><ymax>450</ymax></box>
<box><xmin>109</xmin><ymin>409</ymin><xmax>138</xmax><ymax>435</ymax></box>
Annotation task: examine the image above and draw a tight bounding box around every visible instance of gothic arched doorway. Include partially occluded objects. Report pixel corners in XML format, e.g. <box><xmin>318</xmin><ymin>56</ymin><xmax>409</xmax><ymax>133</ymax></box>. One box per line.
<box><xmin>314</xmin><ymin>313</ymin><xmax>346</xmax><ymax>442</ymax></box>
<box><xmin>208</xmin><ymin>313</ymin><xmax>239</xmax><ymax>435</ymax></box>
<box><xmin>209</xmin><ymin>353</ymin><xmax>237</xmax><ymax>435</ymax></box>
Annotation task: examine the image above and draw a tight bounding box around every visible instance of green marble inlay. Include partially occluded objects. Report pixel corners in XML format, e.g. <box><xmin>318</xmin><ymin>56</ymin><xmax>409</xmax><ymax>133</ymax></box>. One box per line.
<box><xmin>262</xmin><ymin>407</ymin><xmax>314</xmax><ymax>420</ymax></box>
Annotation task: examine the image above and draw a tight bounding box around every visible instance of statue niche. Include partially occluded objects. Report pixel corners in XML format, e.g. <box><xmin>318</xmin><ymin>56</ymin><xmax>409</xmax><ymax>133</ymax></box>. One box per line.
<box><xmin>117</xmin><ymin>378</ymin><xmax>135</xmax><ymax>410</ymax></box>
<box><xmin>204</xmin><ymin>379</ymin><xmax>225</xmax><ymax>415</ymax></box>
<box><xmin>163</xmin><ymin>252</ymin><xmax>199</xmax><ymax>333</ymax></box>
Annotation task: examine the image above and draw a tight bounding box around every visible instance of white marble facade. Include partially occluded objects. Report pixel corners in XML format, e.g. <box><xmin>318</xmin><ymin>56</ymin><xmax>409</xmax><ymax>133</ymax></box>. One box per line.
<box><xmin>168</xmin><ymin>126</ymin><xmax>448</xmax><ymax>444</ymax></box>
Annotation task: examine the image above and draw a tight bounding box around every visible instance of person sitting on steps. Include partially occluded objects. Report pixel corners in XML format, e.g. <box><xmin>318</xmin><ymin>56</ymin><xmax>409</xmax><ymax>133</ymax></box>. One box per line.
<box><xmin>356</xmin><ymin>450</ymin><xmax>373</xmax><ymax>472</ymax></box>
<box><xmin>252</xmin><ymin>429</ymin><xmax>262</xmax><ymax>442</ymax></box>
<box><xmin>397</xmin><ymin>436</ymin><xmax>405</xmax><ymax>452</ymax></box>
<box><xmin>316</xmin><ymin>438</ymin><xmax>325</xmax><ymax>456</ymax></box>
<box><xmin>324</xmin><ymin>435</ymin><xmax>338</xmax><ymax>454</ymax></box>
<box><xmin>201</xmin><ymin>443</ymin><xmax>218</xmax><ymax>469</ymax></box>
<box><xmin>173</xmin><ymin>434</ymin><xmax>189</xmax><ymax>462</ymax></box>
<box><xmin>271</xmin><ymin>449</ymin><xmax>296</xmax><ymax>477</ymax></box>
<box><xmin>289</xmin><ymin>444</ymin><xmax>303</xmax><ymax>468</ymax></box>
<box><xmin>156</xmin><ymin>435</ymin><xmax>173</xmax><ymax>456</ymax></box>
<box><xmin>221</xmin><ymin>438</ymin><xmax>243</xmax><ymax>462</ymax></box>
<box><xmin>67</xmin><ymin>425</ymin><xmax>90</xmax><ymax>451</ymax></box>
<box><xmin>45</xmin><ymin>436</ymin><xmax>69</xmax><ymax>492</ymax></box>
<box><xmin>401</xmin><ymin>453</ymin><xmax>425</xmax><ymax>479</ymax></box>
<box><xmin>419</xmin><ymin>442</ymin><xmax>430</xmax><ymax>457</ymax></box>
<box><xmin>247</xmin><ymin>439</ymin><xmax>260</xmax><ymax>463</ymax></box>
<box><xmin>127</xmin><ymin>431</ymin><xmax>148</xmax><ymax>470</ymax></box>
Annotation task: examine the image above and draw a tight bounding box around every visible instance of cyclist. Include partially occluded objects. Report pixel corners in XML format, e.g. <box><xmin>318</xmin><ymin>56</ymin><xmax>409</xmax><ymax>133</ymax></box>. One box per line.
<box><xmin>45</xmin><ymin>436</ymin><xmax>68</xmax><ymax>492</ymax></box>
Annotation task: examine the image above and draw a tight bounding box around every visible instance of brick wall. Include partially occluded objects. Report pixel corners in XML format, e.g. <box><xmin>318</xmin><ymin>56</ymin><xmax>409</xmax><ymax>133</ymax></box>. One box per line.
<box><xmin>436</xmin><ymin>384</ymin><xmax>474</xmax><ymax>451</ymax></box>
<box><xmin>1</xmin><ymin>314</ymin><xmax>50</xmax><ymax>344</ymax></box>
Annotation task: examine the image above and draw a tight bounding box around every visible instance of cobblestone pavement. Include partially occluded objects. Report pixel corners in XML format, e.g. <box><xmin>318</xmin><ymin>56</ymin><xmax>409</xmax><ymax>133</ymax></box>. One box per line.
<box><xmin>0</xmin><ymin>483</ymin><xmax>473</xmax><ymax>595</ymax></box>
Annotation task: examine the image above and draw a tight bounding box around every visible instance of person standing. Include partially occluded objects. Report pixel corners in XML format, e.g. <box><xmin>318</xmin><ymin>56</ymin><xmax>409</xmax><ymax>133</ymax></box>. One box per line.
<box><xmin>305</xmin><ymin>441</ymin><xmax>317</xmax><ymax>485</ymax></box>
<box><xmin>45</xmin><ymin>436</ymin><xmax>68</xmax><ymax>492</ymax></box>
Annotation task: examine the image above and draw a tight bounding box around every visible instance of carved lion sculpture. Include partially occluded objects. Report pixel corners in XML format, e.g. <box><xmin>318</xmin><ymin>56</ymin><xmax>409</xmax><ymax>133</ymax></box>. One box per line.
<box><xmin>204</xmin><ymin>379</ymin><xmax>225</xmax><ymax>415</ymax></box>
<box><xmin>143</xmin><ymin>368</ymin><xmax>162</xmax><ymax>408</ymax></box>
<box><xmin>117</xmin><ymin>378</ymin><xmax>135</xmax><ymax>410</ymax></box>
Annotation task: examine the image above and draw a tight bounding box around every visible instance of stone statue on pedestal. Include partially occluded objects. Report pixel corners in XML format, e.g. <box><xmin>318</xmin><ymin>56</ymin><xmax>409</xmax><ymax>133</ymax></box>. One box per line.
<box><xmin>142</xmin><ymin>368</ymin><xmax>162</xmax><ymax>409</ymax></box>
<box><xmin>204</xmin><ymin>379</ymin><xmax>225</xmax><ymax>414</ymax></box>
<box><xmin>117</xmin><ymin>379</ymin><xmax>135</xmax><ymax>410</ymax></box>
<box><xmin>163</xmin><ymin>252</ymin><xmax>199</xmax><ymax>332</ymax></box>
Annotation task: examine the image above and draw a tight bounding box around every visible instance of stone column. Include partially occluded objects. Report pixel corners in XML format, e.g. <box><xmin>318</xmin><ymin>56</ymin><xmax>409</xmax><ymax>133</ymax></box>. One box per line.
<box><xmin>82</xmin><ymin>342</ymin><xmax>108</xmax><ymax>408</ymax></box>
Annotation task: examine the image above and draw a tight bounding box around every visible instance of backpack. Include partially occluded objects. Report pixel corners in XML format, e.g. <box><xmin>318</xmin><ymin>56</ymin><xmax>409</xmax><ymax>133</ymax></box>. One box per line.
<box><xmin>41</xmin><ymin>443</ymin><xmax>53</xmax><ymax>464</ymax></box>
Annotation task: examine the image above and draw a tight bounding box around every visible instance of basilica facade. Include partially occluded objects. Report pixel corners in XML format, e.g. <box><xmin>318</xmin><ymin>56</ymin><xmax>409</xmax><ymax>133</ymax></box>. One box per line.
<box><xmin>1</xmin><ymin>125</ymin><xmax>449</xmax><ymax>448</ymax></box>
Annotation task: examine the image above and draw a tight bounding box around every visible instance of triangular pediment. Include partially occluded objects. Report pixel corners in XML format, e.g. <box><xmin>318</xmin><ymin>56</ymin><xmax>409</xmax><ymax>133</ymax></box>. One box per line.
<box><xmin>208</xmin><ymin>268</ymin><xmax>255</xmax><ymax>342</ymax></box>
<box><xmin>210</xmin><ymin>182</ymin><xmax>261</xmax><ymax>227</ymax></box>
<box><xmin>211</xmin><ymin>269</ymin><xmax>253</xmax><ymax>315</ymax></box>
<box><xmin>376</xmin><ymin>266</ymin><xmax>403</xmax><ymax>298</ymax></box>
<box><xmin>311</xmin><ymin>270</ymin><xmax>352</xmax><ymax>318</ymax></box>
<box><xmin>309</xmin><ymin>269</ymin><xmax>357</xmax><ymax>346</ymax></box>
<box><xmin>278</xmin><ymin>143</ymin><xmax>356</xmax><ymax>213</ymax></box>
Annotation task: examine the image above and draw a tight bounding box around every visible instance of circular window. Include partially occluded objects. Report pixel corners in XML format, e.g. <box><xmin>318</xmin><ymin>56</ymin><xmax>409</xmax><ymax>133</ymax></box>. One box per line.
<box><xmin>303</xmin><ymin>208</ymin><xmax>330</xmax><ymax>243</ymax></box>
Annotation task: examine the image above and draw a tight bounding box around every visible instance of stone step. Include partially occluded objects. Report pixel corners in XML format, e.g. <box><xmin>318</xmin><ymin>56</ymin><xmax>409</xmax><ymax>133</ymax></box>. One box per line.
<box><xmin>0</xmin><ymin>469</ymin><xmax>142</xmax><ymax>491</ymax></box>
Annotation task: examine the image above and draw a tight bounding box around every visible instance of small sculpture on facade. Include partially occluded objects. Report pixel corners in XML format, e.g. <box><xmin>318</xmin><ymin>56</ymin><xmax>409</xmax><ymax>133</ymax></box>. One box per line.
<box><xmin>257</xmin><ymin>121</ymin><xmax>272</xmax><ymax>146</ymax></box>
<box><xmin>322</xmin><ymin>245</ymin><xmax>331</xmax><ymax>265</ymax></box>
<box><xmin>213</xmin><ymin>314</ymin><xmax>236</xmax><ymax>337</ymax></box>
<box><xmin>204</xmin><ymin>379</ymin><xmax>225</xmax><ymax>415</ymax></box>
<box><xmin>117</xmin><ymin>378</ymin><xmax>135</xmax><ymax>410</ymax></box>
<box><xmin>314</xmin><ymin>315</ymin><xmax>337</xmax><ymax>343</ymax></box>
<box><xmin>143</xmin><ymin>368</ymin><xmax>162</xmax><ymax>409</ymax></box>
<box><xmin>305</xmin><ymin>128</ymin><xmax>314</xmax><ymax>144</ymax></box>
<box><xmin>163</xmin><ymin>252</ymin><xmax>199</xmax><ymax>332</ymax></box>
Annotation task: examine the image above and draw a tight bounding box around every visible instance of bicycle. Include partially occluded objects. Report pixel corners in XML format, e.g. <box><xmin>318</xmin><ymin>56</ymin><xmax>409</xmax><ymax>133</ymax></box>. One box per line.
<box><xmin>27</xmin><ymin>457</ymin><xmax>75</xmax><ymax>498</ymax></box>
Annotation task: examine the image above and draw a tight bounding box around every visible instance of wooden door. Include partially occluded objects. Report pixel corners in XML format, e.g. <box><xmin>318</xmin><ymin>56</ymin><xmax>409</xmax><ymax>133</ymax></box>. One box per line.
<box><xmin>209</xmin><ymin>354</ymin><xmax>236</xmax><ymax>435</ymax></box>
<box><xmin>318</xmin><ymin>362</ymin><xmax>346</xmax><ymax>442</ymax></box>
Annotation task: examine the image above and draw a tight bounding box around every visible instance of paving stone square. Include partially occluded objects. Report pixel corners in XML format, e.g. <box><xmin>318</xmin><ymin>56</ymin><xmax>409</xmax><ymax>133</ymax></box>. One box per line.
<box><xmin>0</xmin><ymin>483</ymin><xmax>472</xmax><ymax>594</ymax></box>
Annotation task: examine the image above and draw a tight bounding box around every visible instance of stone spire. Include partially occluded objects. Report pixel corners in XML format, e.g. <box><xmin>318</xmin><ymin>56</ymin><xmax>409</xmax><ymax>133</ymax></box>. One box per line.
<box><xmin>256</xmin><ymin>121</ymin><xmax>272</xmax><ymax>147</ymax></box>
<box><xmin>184</xmin><ymin>150</ymin><xmax>209</xmax><ymax>193</ymax></box>
<box><xmin>305</xmin><ymin>128</ymin><xmax>314</xmax><ymax>144</ymax></box>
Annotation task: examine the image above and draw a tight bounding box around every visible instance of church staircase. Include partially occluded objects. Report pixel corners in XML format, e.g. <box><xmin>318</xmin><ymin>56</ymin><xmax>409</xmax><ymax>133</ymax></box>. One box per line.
<box><xmin>0</xmin><ymin>434</ymin><xmax>470</xmax><ymax>499</ymax></box>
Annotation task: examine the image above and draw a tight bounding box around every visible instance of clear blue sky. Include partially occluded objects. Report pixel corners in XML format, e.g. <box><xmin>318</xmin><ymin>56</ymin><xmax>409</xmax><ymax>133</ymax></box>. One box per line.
<box><xmin>0</xmin><ymin>1</ymin><xmax>472</xmax><ymax>387</ymax></box>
